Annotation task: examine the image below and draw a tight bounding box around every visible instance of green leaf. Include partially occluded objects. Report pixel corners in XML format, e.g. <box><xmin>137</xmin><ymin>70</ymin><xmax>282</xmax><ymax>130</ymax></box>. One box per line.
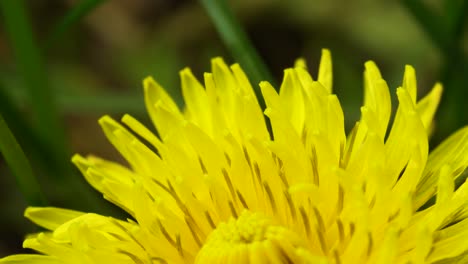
<box><xmin>0</xmin><ymin>113</ymin><xmax>47</xmax><ymax>206</ymax></box>
<box><xmin>46</xmin><ymin>0</ymin><xmax>107</xmax><ymax>47</ymax></box>
<box><xmin>0</xmin><ymin>0</ymin><xmax>69</xmax><ymax>166</ymax></box>
<box><xmin>198</xmin><ymin>0</ymin><xmax>276</xmax><ymax>89</ymax></box>
<box><xmin>402</xmin><ymin>0</ymin><xmax>450</xmax><ymax>52</ymax></box>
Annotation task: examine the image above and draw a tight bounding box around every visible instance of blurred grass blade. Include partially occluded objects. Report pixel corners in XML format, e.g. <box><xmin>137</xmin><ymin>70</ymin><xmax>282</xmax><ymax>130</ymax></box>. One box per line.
<box><xmin>0</xmin><ymin>0</ymin><xmax>69</xmax><ymax>169</ymax></box>
<box><xmin>0</xmin><ymin>113</ymin><xmax>47</xmax><ymax>206</ymax></box>
<box><xmin>445</xmin><ymin>0</ymin><xmax>468</xmax><ymax>43</ymax></box>
<box><xmin>402</xmin><ymin>0</ymin><xmax>450</xmax><ymax>52</ymax></box>
<box><xmin>0</xmin><ymin>83</ymin><xmax>50</xmax><ymax>167</ymax></box>
<box><xmin>199</xmin><ymin>0</ymin><xmax>276</xmax><ymax>87</ymax></box>
<box><xmin>46</xmin><ymin>0</ymin><xmax>107</xmax><ymax>47</ymax></box>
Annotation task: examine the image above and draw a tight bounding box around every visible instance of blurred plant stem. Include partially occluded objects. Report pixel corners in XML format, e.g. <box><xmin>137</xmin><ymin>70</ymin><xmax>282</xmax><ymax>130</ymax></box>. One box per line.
<box><xmin>0</xmin><ymin>1</ymin><xmax>111</xmax><ymax>213</ymax></box>
<box><xmin>0</xmin><ymin>113</ymin><xmax>47</xmax><ymax>206</ymax></box>
<box><xmin>402</xmin><ymin>0</ymin><xmax>450</xmax><ymax>52</ymax></box>
<box><xmin>402</xmin><ymin>0</ymin><xmax>468</xmax><ymax>137</ymax></box>
<box><xmin>0</xmin><ymin>0</ymin><xmax>69</xmax><ymax>169</ymax></box>
<box><xmin>199</xmin><ymin>0</ymin><xmax>276</xmax><ymax>89</ymax></box>
<box><xmin>46</xmin><ymin>0</ymin><xmax>107</xmax><ymax>48</ymax></box>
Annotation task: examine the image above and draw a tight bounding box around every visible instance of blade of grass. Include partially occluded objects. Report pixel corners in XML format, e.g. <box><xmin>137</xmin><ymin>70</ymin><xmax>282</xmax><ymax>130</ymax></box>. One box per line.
<box><xmin>0</xmin><ymin>1</ymin><xmax>113</xmax><ymax>214</ymax></box>
<box><xmin>0</xmin><ymin>82</ymin><xmax>80</xmax><ymax>184</ymax></box>
<box><xmin>444</xmin><ymin>0</ymin><xmax>468</xmax><ymax>38</ymax></box>
<box><xmin>0</xmin><ymin>113</ymin><xmax>47</xmax><ymax>206</ymax></box>
<box><xmin>0</xmin><ymin>83</ymin><xmax>52</xmax><ymax>169</ymax></box>
<box><xmin>0</xmin><ymin>0</ymin><xmax>69</xmax><ymax>168</ymax></box>
<box><xmin>402</xmin><ymin>0</ymin><xmax>450</xmax><ymax>51</ymax></box>
<box><xmin>199</xmin><ymin>0</ymin><xmax>276</xmax><ymax>88</ymax></box>
<box><xmin>46</xmin><ymin>0</ymin><xmax>107</xmax><ymax>48</ymax></box>
<box><xmin>0</xmin><ymin>83</ymin><xmax>122</xmax><ymax>214</ymax></box>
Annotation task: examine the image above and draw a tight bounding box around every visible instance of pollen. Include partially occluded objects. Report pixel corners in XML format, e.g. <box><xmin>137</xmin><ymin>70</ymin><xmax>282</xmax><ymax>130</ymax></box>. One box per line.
<box><xmin>196</xmin><ymin>211</ymin><xmax>312</xmax><ymax>263</ymax></box>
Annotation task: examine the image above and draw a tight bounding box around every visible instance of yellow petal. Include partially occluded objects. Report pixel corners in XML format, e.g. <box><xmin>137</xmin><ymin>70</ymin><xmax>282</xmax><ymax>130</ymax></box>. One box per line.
<box><xmin>24</xmin><ymin>207</ymin><xmax>84</xmax><ymax>231</ymax></box>
<box><xmin>143</xmin><ymin>76</ymin><xmax>182</xmax><ymax>138</ymax></box>
<box><xmin>0</xmin><ymin>255</ymin><xmax>62</xmax><ymax>264</ymax></box>
<box><xmin>318</xmin><ymin>49</ymin><xmax>332</xmax><ymax>93</ymax></box>
<box><xmin>121</xmin><ymin>114</ymin><xmax>164</xmax><ymax>151</ymax></box>
<box><xmin>428</xmin><ymin>218</ymin><xmax>468</xmax><ymax>262</ymax></box>
<box><xmin>279</xmin><ymin>69</ymin><xmax>305</xmax><ymax>133</ymax></box>
<box><xmin>363</xmin><ymin>61</ymin><xmax>391</xmax><ymax>139</ymax></box>
<box><xmin>369</xmin><ymin>226</ymin><xmax>398</xmax><ymax>264</ymax></box>
<box><xmin>384</xmin><ymin>88</ymin><xmax>428</xmax><ymax>187</ymax></box>
<box><xmin>180</xmin><ymin>68</ymin><xmax>212</xmax><ymax>131</ymax></box>
<box><xmin>294</xmin><ymin>58</ymin><xmax>307</xmax><ymax>70</ymax></box>
<box><xmin>402</xmin><ymin>65</ymin><xmax>417</xmax><ymax>104</ymax></box>
<box><xmin>416</xmin><ymin>83</ymin><xmax>443</xmax><ymax>134</ymax></box>
<box><xmin>414</xmin><ymin>126</ymin><xmax>468</xmax><ymax>209</ymax></box>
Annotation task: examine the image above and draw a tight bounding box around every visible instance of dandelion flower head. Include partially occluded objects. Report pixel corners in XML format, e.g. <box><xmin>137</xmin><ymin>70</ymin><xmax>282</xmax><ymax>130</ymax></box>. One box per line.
<box><xmin>1</xmin><ymin>50</ymin><xmax>468</xmax><ymax>263</ymax></box>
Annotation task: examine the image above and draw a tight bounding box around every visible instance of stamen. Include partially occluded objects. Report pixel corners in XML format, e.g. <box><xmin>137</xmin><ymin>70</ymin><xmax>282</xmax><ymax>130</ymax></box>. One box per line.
<box><xmin>146</xmin><ymin>190</ymin><xmax>156</xmax><ymax>202</ymax></box>
<box><xmin>316</xmin><ymin>226</ymin><xmax>328</xmax><ymax>254</ymax></box>
<box><xmin>224</xmin><ymin>152</ymin><xmax>231</xmax><ymax>167</ymax></box>
<box><xmin>284</xmin><ymin>190</ymin><xmax>296</xmax><ymax>220</ymax></box>
<box><xmin>301</xmin><ymin>126</ymin><xmax>308</xmax><ymax>145</ymax></box>
<box><xmin>337</xmin><ymin>219</ymin><xmax>344</xmax><ymax>242</ymax></box>
<box><xmin>152</xmin><ymin>178</ymin><xmax>171</xmax><ymax>195</ymax></box>
<box><xmin>341</xmin><ymin>123</ymin><xmax>358</xmax><ymax>169</ymax></box>
<box><xmin>278</xmin><ymin>167</ymin><xmax>289</xmax><ymax>188</ymax></box>
<box><xmin>368</xmin><ymin>195</ymin><xmax>376</xmax><ymax>209</ymax></box>
<box><xmin>185</xmin><ymin>217</ymin><xmax>203</xmax><ymax>248</ymax></box>
<box><xmin>333</xmin><ymin>249</ymin><xmax>342</xmax><ymax>264</ymax></box>
<box><xmin>243</xmin><ymin>146</ymin><xmax>251</xmax><ymax>167</ymax></box>
<box><xmin>254</xmin><ymin>162</ymin><xmax>262</xmax><ymax>184</ymax></box>
<box><xmin>157</xmin><ymin>181</ymin><xmax>205</xmax><ymax>251</ymax></box>
<box><xmin>313</xmin><ymin>207</ymin><xmax>327</xmax><ymax>253</ymax></box>
<box><xmin>263</xmin><ymin>181</ymin><xmax>277</xmax><ymax>213</ymax></box>
<box><xmin>228</xmin><ymin>200</ymin><xmax>238</xmax><ymax>218</ymax></box>
<box><xmin>339</xmin><ymin>141</ymin><xmax>345</xmax><ymax>163</ymax></box>
<box><xmin>198</xmin><ymin>157</ymin><xmax>208</xmax><ymax>174</ymax></box>
<box><xmin>117</xmin><ymin>250</ymin><xmax>145</xmax><ymax>264</ymax></box>
<box><xmin>367</xmin><ymin>232</ymin><xmax>373</xmax><ymax>257</ymax></box>
<box><xmin>236</xmin><ymin>189</ymin><xmax>249</xmax><ymax>210</ymax></box>
<box><xmin>222</xmin><ymin>168</ymin><xmax>236</xmax><ymax>201</ymax></box>
<box><xmin>275</xmin><ymin>155</ymin><xmax>283</xmax><ymax>169</ymax></box>
<box><xmin>175</xmin><ymin>234</ymin><xmax>184</xmax><ymax>256</ymax></box>
<box><xmin>150</xmin><ymin>257</ymin><xmax>168</xmax><ymax>264</ymax></box>
<box><xmin>313</xmin><ymin>207</ymin><xmax>325</xmax><ymax>232</ymax></box>
<box><xmin>157</xmin><ymin>180</ymin><xmax>201</xmax><ymax>233</ymax></box>
<box><xmin>205</xmin><ymin>211</ymin><xmax>216</xmax><ymax>229</ymax></box>
<box><xmin>299</xmin><ymin>206</ymin><xmax>311</xmax><ymax>237</ymax></box>
<box><xmin>337</xmin><ymin>184</ymin><xmax>344</xmax><ymax>214</ymax></box>
<box><xmin>388</xmin><ymin>209</ymin><xmax>400</xmax><ymax>222</ymax></box>
<box><xmin>110</xmin><ymin>219</ymin><xmax>147</xmax><ymax>252</ymax></box>
<box><xmin>349</xmin><ymin>222</ymin><xmax>355</xmax><ymax>237</ymax></box>
<box><xmin>165</xmin><ymin>181</ymin><xmax>201</xmax><ymax>234</ymax></box>
<box><xmin>310</xmin><ymin>147</ymin><xmax>320</xmax><ymax>185</ymax></box>
<box><xmin>158</xmin><ymin>220</ymin><xmax>176</xmax><ymax>247</ymax></box>
<box><xmin>277</xmin><ymin>245</ymin><xmax>294</xmax><ymax>263</ymax></box>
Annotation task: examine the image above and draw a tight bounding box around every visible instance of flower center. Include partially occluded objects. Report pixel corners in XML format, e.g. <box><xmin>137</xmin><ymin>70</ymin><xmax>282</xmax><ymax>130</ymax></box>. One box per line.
<box><xmin>195</xmin><ymin>210</ymin><xmax>314</xmax><ymax>263</ymax></box>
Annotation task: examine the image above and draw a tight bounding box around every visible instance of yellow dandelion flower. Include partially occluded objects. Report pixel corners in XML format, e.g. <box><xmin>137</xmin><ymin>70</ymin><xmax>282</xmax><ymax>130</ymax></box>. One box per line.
<box><xmin>1</xmin><ymin>50</ymin><xmax>468</xmax><ymax>264</ymax></box>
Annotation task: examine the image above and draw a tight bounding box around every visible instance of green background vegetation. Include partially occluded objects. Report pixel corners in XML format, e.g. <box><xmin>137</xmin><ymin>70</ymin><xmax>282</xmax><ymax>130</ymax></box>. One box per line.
<box><xmin>0</xmin><ymin>0</ymin><xmax>466</xmax><ymax>256</ymax></box>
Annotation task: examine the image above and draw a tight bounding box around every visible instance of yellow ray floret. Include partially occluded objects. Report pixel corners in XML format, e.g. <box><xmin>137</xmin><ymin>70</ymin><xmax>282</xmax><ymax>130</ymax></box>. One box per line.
<box><xmin>1</xmin><ymin>49</ymin><xmax>467</xmax><ymax>264</ymax></box>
